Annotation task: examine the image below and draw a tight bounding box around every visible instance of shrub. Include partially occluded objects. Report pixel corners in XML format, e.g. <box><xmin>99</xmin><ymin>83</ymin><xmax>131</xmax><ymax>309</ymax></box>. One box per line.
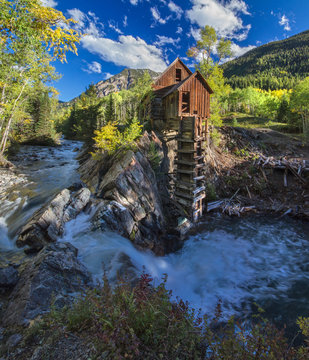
<box><xmin>210</xmin><ymin>128</ymin><xmax>221</xmax><ymax>147</ymax></box>
<box><xmin>92</xmin><ymin>118</ymin><xmax>142</xmax><ymax>156</ymax></box>
<box><xmin>28</xmin><ymin>274</ymin><xmax>309</xmax><ymax>360</ymax></box>
<box><xmin>147</xmin><ymin>142</ymin><xmax>161</xmax><ymax>173</ymax></box>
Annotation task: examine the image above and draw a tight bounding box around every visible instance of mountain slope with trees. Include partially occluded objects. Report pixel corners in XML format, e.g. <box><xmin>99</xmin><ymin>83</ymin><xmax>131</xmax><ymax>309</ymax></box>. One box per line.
<box><xmin>222</xmin><ymin>30</ymin><xmax>309</xmax><ymax>89</ymax></box>
<box><xmin>95</xmin><ymin>68</ymin><xmax>160</xmax><ymax>97</ymax></box>
<box><xmin>64</xmin><ymin>69</ymin><xmax>160</xmax><ymax>107</ymax></box>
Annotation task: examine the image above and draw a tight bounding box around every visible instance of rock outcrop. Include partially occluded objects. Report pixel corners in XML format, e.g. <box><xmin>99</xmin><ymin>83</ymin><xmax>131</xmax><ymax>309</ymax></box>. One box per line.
<box><xmin>0</xmin><ymin>266</ymin><xmax>19</xmax><ymax>291</ymax></box>
<box><xmin>3</xmin><ymin>242</ymin><xmax>92</xmax><ymax>327</ymax></box>
<box><xmin>16</xmin><ymin>187</ymin><xmax>91</xmax><ymax>252</ymax></box>
<box><xmin>79</xmin><ymin>132</ymin><xmax>168</xmax><ymax>254</ymax></box>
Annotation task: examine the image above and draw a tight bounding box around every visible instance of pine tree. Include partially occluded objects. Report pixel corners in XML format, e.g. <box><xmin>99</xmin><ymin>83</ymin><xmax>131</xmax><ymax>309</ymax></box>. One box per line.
<box><xmin>105</xmin><ymin>94</ymin><xmax>116</xmax><ymax>123</ymax></box>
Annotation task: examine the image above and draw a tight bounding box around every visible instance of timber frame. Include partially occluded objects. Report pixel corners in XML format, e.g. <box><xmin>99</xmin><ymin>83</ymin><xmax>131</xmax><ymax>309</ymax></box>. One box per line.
<box><xmin>144</xmin><ymin>58</ymin><xmax>213</xmax><ymax>221</ymax></box>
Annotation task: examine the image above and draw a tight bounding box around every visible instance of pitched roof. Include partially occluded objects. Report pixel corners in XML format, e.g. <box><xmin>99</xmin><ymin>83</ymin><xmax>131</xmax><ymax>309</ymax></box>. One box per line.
<box><xmin>161</xmin><ymin>70</ymin><xmax>214</xmax><ymax>98</ymax></box>
<box><xmin>154</xmin><ymin>57</ymin><xmax>192</xmax><ymax>86</ymax></box>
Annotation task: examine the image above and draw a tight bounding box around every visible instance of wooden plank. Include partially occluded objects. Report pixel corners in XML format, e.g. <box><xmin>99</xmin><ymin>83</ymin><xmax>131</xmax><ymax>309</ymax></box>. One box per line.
<box><xmin>177</xmin><ymin>137</ymin><xmax>205</xmax><ymax>142</ymax></box>
<box><xmin>174</xmin><ymin>196</ymin><xmax>194</xmax><ymax>209</ymax></box>
<box><xmin>174</xmin><ymin>191</ymin><xmax>195</xmax><ymax>200</ymax></box>
<box><xmin>195</xmin><ymin>163</ymin><xmax>205</xmax><ymax>169</ymax></box>
<box><xmin>194</xmin><ymin>175</ymin><xmax>205</xmax><ymax>181</ymax></box>
<box><xmin>194</xmin><ymin>193</ymin><xmax>206</xmax><ymax>202</ymax></box>
<box><xmin>175</xmin><ymin>160</ymin><xmax>199</xmax><ymax>166</ymax></box>
<box><xmin>176</xmin><ymin>149</ymin><xmax>198</xmax><ymax>154</ymax></box>
<box><xmin>177</xmin><ymin>169</ymin><xmax>196</xmax><ymax>174</ymax></box>
<box><xmin>192</xmin><ymin>186</ymin><xmax>206</xmax><ymax>195</ymax></box>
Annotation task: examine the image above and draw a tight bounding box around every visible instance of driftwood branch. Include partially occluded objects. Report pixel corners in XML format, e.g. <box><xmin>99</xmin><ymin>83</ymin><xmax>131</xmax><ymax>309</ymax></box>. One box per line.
<box><xmin>254</xmin><ymin>155</ymin><xmax>308</xmax><ymax>184</ymax></box>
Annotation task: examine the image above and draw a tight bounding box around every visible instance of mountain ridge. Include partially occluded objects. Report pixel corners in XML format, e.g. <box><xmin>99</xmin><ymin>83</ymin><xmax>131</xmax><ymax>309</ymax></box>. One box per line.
<box><xmin>221</xmin><ymin>30</ymin><xmax>309</xmax><ymax>89</ymax></box>
<box><xmin>64</xmin><ymin>68</ymin><xmax>161</xmax><ymax>105</ymax></box>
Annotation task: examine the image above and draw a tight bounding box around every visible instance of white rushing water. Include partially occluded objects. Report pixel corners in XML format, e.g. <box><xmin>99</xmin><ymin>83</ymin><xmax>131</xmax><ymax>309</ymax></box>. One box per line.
<box><xmin>1</xmin><ymin>139</ymin><xmax>309</xmax><ymax>324</ymax></box>
<box><xmin>62</xmin><ymin>212</ymin><xmax>309</xmax><ymax>319</ymax></box>
<box><xmin>0</xmin><ymin>139</ymin><xmax>82</xmax><ymax>241</ymax></box>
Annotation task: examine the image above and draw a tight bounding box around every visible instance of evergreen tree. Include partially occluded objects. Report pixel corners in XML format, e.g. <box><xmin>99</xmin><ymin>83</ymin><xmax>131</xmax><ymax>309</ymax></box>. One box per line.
<box><xmin>105</xmin><ymin>94</ymin><xmax>116</xmax><ymax>123</ymax></box>
<box><xmin>277</xmin><ymin>97</ymin><xmax>290</xmax><ymax>122</ymax></box>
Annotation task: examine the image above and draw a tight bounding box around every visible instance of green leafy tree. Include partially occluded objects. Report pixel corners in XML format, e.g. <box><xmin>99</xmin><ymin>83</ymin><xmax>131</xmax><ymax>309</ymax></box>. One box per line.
<box><xmin>92</xmin><ymin>118</ymin><xmax>142</xmax><ymax>156</ymax></box>
<box><xmin>0</xmin><ymin>0</ymin><xmax>81</xmax><ymax>156</ymax></box>
<box><xmin>290</xmin><ymin>77</ymin><xmax>309</xmax><ymax>139</ymax></box>
<box><xmin>187</xmin><ymin>25</ymin><xmax>232</xmax><ymax>126</ymax></box>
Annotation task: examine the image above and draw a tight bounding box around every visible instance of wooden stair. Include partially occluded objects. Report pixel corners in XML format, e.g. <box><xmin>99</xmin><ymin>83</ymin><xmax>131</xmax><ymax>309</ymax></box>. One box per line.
<box><xmin>173</xmin><ymin>115</ymin><xmax>207</xmax><ymax>222</ymax></box>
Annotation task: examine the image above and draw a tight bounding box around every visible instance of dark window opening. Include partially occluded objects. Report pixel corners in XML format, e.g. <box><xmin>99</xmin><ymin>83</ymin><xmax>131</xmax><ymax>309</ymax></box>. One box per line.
<box><xmin>176</xmin><ymin>68</ymin><xmax>182</xmax><ymax>82</ymax></box>
<box><xmin>182</xmin><ymin>92</ymin><xmax>190</xmax><ymax>113</ymax></box>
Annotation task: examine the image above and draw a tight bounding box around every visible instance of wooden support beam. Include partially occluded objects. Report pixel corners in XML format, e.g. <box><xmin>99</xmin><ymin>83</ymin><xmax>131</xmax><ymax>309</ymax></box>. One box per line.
<box><xmin>176</xmin><ymin>149</ymin><xmax>198</xmax><ymax>154</ymax></box>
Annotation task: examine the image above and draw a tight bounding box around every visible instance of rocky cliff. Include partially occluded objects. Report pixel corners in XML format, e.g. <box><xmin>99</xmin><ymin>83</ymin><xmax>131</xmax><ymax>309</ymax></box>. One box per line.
<box><xmin>78</xmin><ymin>131</ymin><xmax>176</xmax><ymax>255</ymax></box>
<box><xmin>95</xmin><ymin>68</ymin><xmax>160</xmax><ymax>97</ymax></box>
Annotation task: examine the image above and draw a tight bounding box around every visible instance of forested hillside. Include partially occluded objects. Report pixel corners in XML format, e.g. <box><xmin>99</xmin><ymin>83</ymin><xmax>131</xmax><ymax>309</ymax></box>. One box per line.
<box><xmin>222</xmin><ymin>30</ymin><xmax>309</xmax><ymax>89</ymax></box>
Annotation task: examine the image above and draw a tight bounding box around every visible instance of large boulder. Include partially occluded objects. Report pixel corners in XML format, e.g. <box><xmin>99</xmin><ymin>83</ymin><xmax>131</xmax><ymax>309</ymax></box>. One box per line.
<box><xmin>3</xmin><ymin>242</ymin><xmax>92</xmax><ymax>327</ymax></box>
<box><xmin>16</xmin><ymin>187</ymin><xmax>91</xmax><ymax>252</ymax></box>
<box><xmin>80</xmin><ymin>133</ymin><xmax>166</xmax><ymax>254</ymax></box>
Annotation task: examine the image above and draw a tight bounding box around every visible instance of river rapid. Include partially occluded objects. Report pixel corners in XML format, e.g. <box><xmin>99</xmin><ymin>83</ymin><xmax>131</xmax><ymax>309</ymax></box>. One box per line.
<box><xmin>1</xmin><ymin>140</ymin><xmax>309</xmax><ymax>331</ymax></box>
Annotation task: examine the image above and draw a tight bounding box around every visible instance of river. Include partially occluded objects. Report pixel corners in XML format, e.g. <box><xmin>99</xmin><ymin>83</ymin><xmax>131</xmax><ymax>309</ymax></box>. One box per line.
<box><xmin>1</xmin><ymin>140</ymin><xmax>309</xmax><ymax>332</ymax></box>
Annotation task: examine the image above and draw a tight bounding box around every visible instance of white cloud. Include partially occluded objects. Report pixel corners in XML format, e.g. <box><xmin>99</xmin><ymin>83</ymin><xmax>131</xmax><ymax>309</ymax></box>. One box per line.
<box><xmin>168</xmin><ymin>1</ymin><xmax>184</xmax><ymax>19</ymax></box>
<box><xmin>176</xmin><ymin>26</ymin><xmax>183</xmax><ymax>34</ymax></box>
<box><xmin>102</xmin><ymin>72</ymin><xmax>114</xmax><ymax>80</ymax></box>
<box><xmin>154</xmin><ymin>35</ymin><xmax>181</xmax><ymax>47</ymax></box>
<box><xmin>123</xmin><ymin>16</ymin><xmax>128</xmax><ymax>27</ymax></box>
<box><xmin>67</xmin><ymin>8</ymin><xmax>86</xmax><ymax>30</ymax></box>
<box><xmin>219</xmin><ymin>42</ymin><xmax>255</xmax><ymax>63</ymax></box>
<box><xmin>150</xmin><ymin>7</ymin><xmax>172</xmax><ymax>26</ymax></box>
<box><xmin>226</xmin><ymin>0</ymin><xmax>250</xmax><ymax>15</ymax></box>
<box><xmin>279</xmin><ymin>15</ymin><xmax>291</xmax><ymax>31</ymax></box>
<box><xmin>109</xmin><ymin>21</ymin><xmax>123</xmax><ymax>34</ymax></box>
<box><xmin>230</xmin><ymin>43</ymin><xmax>255</xmax><ymax>58</ymax></box>
<box><xmin>130</xmin><ymin>0</ymin><xmax>139</xmax><ymax>4</ymax></box>
<box><xmin>82</xmin><ymin>61</ymin><xmax>102</xmax><ymax>74</ymax></box>
<box><xmin>66</xmin><ymin>8</ymin><xmax>167</xmax><ymax>72</ymax></box>
<box><xmin>81</xmin><ymin>34</ymin><xmax>167</xmax><ymax>72</ymax></box>
<box><xmin>151</xmin><ymin>7</ymin><xmax>168</xmax><ymax>24</ymax></box>
<box><xmin>187</xmin><ymin>0</ymin><xmax>251</xmax><ymax>41</ymax></box>
<box><xmin>41</xmin><ymin>0</ymin><xmax>57</xmax><ymax>7</ymax></box>
<box><xmin>67</xmin><ymin>8</ymin><xmax>104</xmax><ymax>37</ymax></box>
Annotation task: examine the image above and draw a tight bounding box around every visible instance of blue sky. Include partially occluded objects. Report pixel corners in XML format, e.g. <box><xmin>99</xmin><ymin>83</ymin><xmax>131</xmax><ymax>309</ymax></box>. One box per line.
<box><xmin>43</xmin><ymin>0</ymin><xmax>309</xmax><ymax>101</ymax></box>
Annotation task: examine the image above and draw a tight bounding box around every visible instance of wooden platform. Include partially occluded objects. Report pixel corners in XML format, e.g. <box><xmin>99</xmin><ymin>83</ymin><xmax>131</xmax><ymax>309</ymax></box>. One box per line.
<box><xmin>173</xmin><ymin>115</ymin><xmax>207</xmax><ymax>221</ymax></box>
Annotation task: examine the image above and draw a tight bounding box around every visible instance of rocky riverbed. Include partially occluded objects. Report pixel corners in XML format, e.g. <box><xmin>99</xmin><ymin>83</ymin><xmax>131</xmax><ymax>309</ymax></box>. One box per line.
<box><xmin>0</xmin><ymin>130</ymin><xmax>308</xmax><ymax>359</ymax></box>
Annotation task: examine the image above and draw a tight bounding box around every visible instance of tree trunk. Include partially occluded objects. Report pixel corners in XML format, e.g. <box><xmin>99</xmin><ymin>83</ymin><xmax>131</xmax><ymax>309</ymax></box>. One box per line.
<box><xmin>0</xmin><ymin>81</ymin><xmax>27</xmax><ymax>155</ymax></box>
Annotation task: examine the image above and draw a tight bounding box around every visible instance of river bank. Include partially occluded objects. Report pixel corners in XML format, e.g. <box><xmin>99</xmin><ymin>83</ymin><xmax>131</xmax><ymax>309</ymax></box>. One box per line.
<box><xmin>0</xmin><ymin>129</ymin><xmax>308</xmax><ymax>358</ymax></box>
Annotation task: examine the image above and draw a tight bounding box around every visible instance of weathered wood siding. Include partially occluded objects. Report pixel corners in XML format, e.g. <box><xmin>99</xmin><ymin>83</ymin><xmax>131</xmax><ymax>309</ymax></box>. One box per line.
<box><xmin>178</xmin><ymin>73</ymin><xmax>210</xmax><ymax>118</ymax></box>
<box><xmin>154</xmin><ymin>61</ymin><xmax>191</xmax><ymax>88</ymax></box>
<box><xmin>162</xmin><ymin>92</ymin><xmax>179</xmax><ymax>120</ymax></box>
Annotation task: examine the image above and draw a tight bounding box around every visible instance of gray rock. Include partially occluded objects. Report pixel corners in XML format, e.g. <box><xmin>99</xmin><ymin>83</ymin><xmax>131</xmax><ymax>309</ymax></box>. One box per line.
<box><xmin>16</xmin><ymin>188</ymin><xmax>91</xmax><ymax>252</ymax></box>
<box><xmin>29</xmin><ymin>336</ymin><xmax>95</xmax><ymax>360</ymax></box>
<box><xmin>6</xmin><ymin>333</ymin><xmax>22</xmax><ymax>348</ymax></box>
<box><xmin>3</xmin><ymin>242</ymin><xmax>92</xmax><ymax>327</ymax></box>
<box><xmin>0</xmin><ymin>266</ymin><xmax>19</xmax><ymax>289</ymax></box>
<box><xmin>83</xmin><ymin>139</ymin><xmax>166</xmax><ymax>254</ymax></box>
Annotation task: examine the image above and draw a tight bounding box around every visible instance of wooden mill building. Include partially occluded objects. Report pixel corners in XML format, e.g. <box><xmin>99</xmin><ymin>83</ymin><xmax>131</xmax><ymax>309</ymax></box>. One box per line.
<box><xmin>144</xmin><ymin>58</ymin><xmax>213</xmax><ymax>221</ymax></box>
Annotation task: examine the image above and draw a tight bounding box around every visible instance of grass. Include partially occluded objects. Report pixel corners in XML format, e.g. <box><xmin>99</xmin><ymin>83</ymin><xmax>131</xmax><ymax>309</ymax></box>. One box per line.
<box><xmin>222</xmin><ymin>113</ymin><xmax>290</xmax><ymax>132</ymax></box>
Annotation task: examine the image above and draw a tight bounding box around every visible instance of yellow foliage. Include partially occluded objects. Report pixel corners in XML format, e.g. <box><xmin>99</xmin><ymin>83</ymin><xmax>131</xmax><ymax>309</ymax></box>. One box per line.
<box><xmin>93</xmin><ymin>122</ymin><xmax>122</xmax><ymax>155</ymax></box>
<box><xmin>254</xmin><ymin>88</ymin><xmax>292</xmax><ymax>99</ymax></box>
<box><xmin>92</xmin><ymin>119</ymin><xmax>142</xmax><ymax>156</ymax></box>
